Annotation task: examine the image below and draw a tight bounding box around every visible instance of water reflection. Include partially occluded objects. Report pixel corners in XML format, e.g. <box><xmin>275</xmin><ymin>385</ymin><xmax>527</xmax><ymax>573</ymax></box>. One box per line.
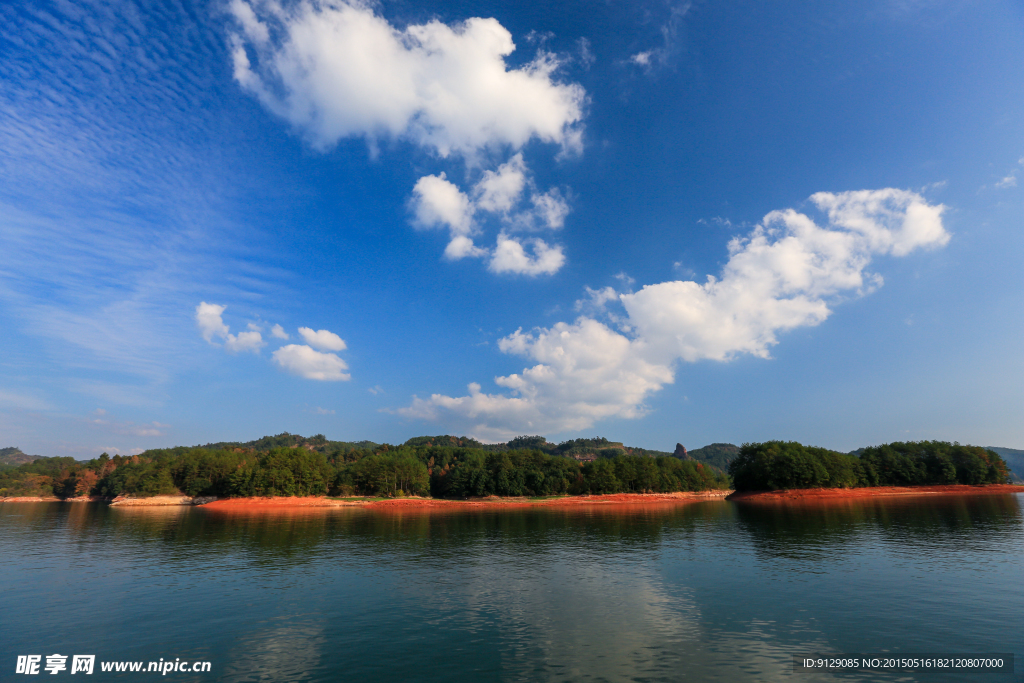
<box><xmin>2</xmin><ymin>496</ymin><xmax>1022</xmax><ymax>683</ymax></box>
<box><xmin>732</xmin><ymin>494</ymin><xmax>1024</xmax><ymax>563</ymax></box>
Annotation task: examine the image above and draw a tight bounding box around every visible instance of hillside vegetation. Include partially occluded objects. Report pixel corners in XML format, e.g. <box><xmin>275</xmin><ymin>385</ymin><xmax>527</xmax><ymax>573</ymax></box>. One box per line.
<box><xmin>729</xmin><ymin>441</ymin><xmax>1011</xmax><ymax>491</ymax></box>
<box><xmin>985</xmin><ymin>447</ymin><xmax>1024</xmax><ymax>483</ymax></box>
<box><xmin>0</xmin><ymin>434</ymin><xmax>729</xmax><ymax>499</ymax></box>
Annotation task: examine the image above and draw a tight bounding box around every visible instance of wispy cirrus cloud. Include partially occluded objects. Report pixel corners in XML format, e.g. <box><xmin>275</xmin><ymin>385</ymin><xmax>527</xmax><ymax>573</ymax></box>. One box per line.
<box><xmin>0</xmin><ymin>0</ymin><xmax>281</xmax><ymax>404</ymax></box>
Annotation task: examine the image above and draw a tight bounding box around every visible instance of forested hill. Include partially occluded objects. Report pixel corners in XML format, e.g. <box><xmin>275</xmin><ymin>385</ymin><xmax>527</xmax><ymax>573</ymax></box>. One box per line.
<box><xmin>729</xmin><ymin>441</ymin><xmax>1013</xmax><ymax>491</ymax></box>
<box><xmin>195</xmin><ymin>433</ymin><xmax>686</xmax><ymax>462</ymax></box>
<box><xmin>0</xmin><ymin>447</ymin><xmax>44</xmax><ymax>466</ymax></box>
<box><xmin>0</xmin><ymin>436</ymin><xmax>730</xmax><ymax>500</ymax></box>
<box><xmin>986</xmin><ymin>447</ymin><xmax>1024</xmax><ymax>483</ymax></box>
<box><xmin>198</xmin><ymin>433</ymin><xmax>380</xmax><ymax>453</ymax></box>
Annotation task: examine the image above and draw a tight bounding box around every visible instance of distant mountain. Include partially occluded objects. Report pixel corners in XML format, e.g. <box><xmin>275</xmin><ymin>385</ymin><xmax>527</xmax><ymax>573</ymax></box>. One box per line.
<box><xmin>197</xmin><ymin>433</ymin><xmax>381</xmax><ymax>453</ymax></box>
<box><xmin>143</xmin><ymin>432</ymin><xmax>737</xmax><ymax>472</ymax></box>
<box><xmin>686</xmin><ymin>443</ymin><xmax>740</xmax><ymax>471</ymax></box>
<box><xmin>0</xmin><ymin>447</ymin><xmax>43</xmax><ymax>466</ymax></box>
<box><xmin>986</xmin><ymin>447</ymin><xmax>1024</xmax><ymax>483</ymax></box>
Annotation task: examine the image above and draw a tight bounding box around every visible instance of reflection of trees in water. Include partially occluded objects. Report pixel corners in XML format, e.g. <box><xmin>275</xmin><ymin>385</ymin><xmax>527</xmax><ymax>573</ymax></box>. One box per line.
<box><xmin>34</xmin><ymin>501</ymin><xmax>737</xmax><ymax>574</ymax></box>
<box><xmin>359</xmin><ymin>502</ymin><xmax>735</xmax><ymax>556</ymax></box>
<box><xmin>733</xmin><ymin>495</ymin><xmax>1024</xmax><ymax>562</ymax></box>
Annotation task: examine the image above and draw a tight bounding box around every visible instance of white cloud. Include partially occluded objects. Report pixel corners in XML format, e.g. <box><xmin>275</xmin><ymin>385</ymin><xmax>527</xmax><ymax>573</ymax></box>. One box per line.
<box><xmin>995</xmin><ymin>174</ymin><xmax>1017</xmax><ymax>189</ymax></box>
<box><xmin>408</xmin><ymin>154</ymin><xmax>570</xmax><ymax>269</ymax></box>
<box><xmin>411</xmin><ymin>173</ymin><xmax>475</xmax><ymax>236</ymax></box>
<box><xmin>298</xmin><ymin>326</ymin><xmax>347</xmax><ymax>352</ymax></box>
<box><xmin>273</xmin><ymin>344</ymin><xmax>350</xmax><ymax>381</ymax></box>
<box><xmin>229</xmin><ymin>3</ymin><xmax>580</xmax><ymax>275</ymax></box>
<box><xmin>402</xmin><ymin>188</ymin><xmax>950</xmax><ymax>436</ymax></box>
<box><xmin>309</xmin><ymin>406</ymin><xmax>335</xmax><ymax>415</ymax></box>
<box><xmin>489</xmin><ymin>234</ymin><xmax>565</xmax><ymax>276</ymax></box>
<box><xmin>224</xmin><ymin>330</ymin><xmax>266</xmax><ymax>353</ymax></box>
<box><xmin>575</xmin><ymin>286</ymin><xmax>619</xmax><ymax>313</ymax></box>
<box><xmin>809</xmin><ymin>188</ymin><xmax>949</xmax><ymax>257</ymax></box>
<box><xmin>195</xmin><ymin>302</ymin><xmax>264</xmax><ymax>353</ymax></box>
<box><xmin>196</xmin><ymin>302</ymin><xmax>229</xmax><ymax>342</ymax></box>
<box><xmin>229</xmin><ymin>0</ymin><xmax>585</xmax><ymax>158</ymax></box>
<box><xmin>196</xmin><ymin>305</ymin><xmax>352</xmax><ymax>376</ymax></box>
<box><xmin>474</xmin><ymin>154</ymin><xmax>528</xmax><ymax>213</ymax></box>
<box><xmin>401</xmin><ymin>318</ymin><xmax>673</xmax><ymax>440</ymax></box>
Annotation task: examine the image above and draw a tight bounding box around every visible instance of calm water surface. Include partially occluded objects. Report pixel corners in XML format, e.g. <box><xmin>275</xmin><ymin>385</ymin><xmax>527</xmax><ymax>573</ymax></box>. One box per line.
<box><xmin>2</xmin><ymin>495</ymin><xmax>1023</xmax><ymax>682</ymax></box>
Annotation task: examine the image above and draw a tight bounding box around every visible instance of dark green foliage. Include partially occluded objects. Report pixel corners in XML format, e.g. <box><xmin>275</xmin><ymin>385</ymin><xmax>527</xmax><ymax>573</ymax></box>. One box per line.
<box><xmin>348</xmin><ymin>452</ymin><xmax>430</xmax><ymax>496</ymax></box>
<box><xmin>858</xmin><ymin>442</ymin><xmax>1008</xmax><ymax>487</ymax></box>
<box><xmin>96</xmin><ymin>459</ymin><xmax>179</xmax><ymax>497</ymax></box>
<box><xmin>730</xmin><ymin>440</ymin><xmax>1011</xmax><ymax>491</ymax></box>
<box><xmin>430</xmin><ymin>450</ymin><xmax>728</xmax><ymax>498</ymax></box>
<box><xmin>506</xmin><ymin>435</ymin><xmax>551</xmax><ymax>451</ymax></box>
<box><xmin>170</xmin><ymin>449</ymin><xmax>250</xmax><ymax>497</ymax></box>
<box><xmin>228</xmin><ymin>448</ymin><xmax>334</xmax><ymax>497</ymax></box>
<box><xmin>5</xmin><ymin>434</ymin><xmax>1010</xmax><ymax>500</ymax></box>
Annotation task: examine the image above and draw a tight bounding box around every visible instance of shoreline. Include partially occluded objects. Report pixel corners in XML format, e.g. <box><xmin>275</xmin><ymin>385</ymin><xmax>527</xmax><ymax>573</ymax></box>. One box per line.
<box><xmin>726</xmin><ymin>484</ymin><xmax>1024</xmax><ymax>502</ymax></box>
<box><xmin>0</xmin><ymin>491</ymin><xmax>733</xmax><ymax>508</ymax></box>
<box><xmin>5</xmin><ymin>485</ymin><xmax>1022</xmax><ymax>508</ymax></box>
<box><xmin>200</xmin><ymin>490</ymin><xmax>733</xmax><ymax>510</ymax></box>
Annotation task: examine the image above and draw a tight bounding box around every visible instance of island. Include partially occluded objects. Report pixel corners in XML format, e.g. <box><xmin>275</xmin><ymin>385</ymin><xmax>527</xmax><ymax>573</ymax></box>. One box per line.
<box><xmin>2</xmin><ymin>434</ymin><xmax>1019</xmax><ymax>506</ymax></box>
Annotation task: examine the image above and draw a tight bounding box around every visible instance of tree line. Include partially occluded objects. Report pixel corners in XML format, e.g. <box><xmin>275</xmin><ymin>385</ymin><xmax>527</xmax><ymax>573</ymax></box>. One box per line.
<box><xmin>0</xmin><ymin>443</ymin><xmax>729</xmax><ymax>499</ymax></box>
<box><xmin>729</xmin><ymin>441</ymin><xmax>1011</xmax><ymax>491</ymax></box>
<box><xmin>4</xmin><ymin>437</ymin><xmax>1011</xmax><ymax>500</ymax></box>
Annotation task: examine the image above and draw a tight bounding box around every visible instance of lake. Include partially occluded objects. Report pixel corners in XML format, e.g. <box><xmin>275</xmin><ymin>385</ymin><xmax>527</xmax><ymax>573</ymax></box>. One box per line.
<box><xmin>2</xmin><ymin>495</ymin><xmax>1022</xmax><ymax>682</ymax></box>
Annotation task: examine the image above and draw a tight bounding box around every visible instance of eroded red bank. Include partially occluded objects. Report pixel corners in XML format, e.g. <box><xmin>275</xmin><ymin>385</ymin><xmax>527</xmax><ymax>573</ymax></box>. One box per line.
<box><xmin>198</xmin><ymin>491</ymin><xmax>732</xmax><ymax>510</ymax></box>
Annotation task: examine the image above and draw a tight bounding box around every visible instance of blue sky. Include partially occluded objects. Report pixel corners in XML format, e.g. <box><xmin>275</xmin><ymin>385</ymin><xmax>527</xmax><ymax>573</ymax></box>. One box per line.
<box><xmin>1</xmin><ymin>0</ymin><xmax>1022</xmax><ymax>458</ymax></box>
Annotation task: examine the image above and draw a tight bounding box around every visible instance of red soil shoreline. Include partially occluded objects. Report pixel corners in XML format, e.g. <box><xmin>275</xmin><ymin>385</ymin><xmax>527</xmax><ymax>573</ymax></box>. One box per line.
<box><xmin>6</xmin><ymin>486</ymin><xmax>1021</xmax><ymax>508</ymax></box>
<box><xmin>726</xmin><ymin>484</ymin><xmax>1024</xmax><ymax>502</ymax></box>
<box><xmin>198</xmin><ymin>490</ymin><xmax>733</xmax><ymax>510</ymax></box>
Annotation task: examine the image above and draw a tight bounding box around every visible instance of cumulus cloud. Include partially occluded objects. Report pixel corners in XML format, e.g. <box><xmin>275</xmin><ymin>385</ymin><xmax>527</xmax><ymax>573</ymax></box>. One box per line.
<box><xmin>197</xmin><ymin>304</ymin><xmax>353</xmax><ymax>378</ymax></box>
<box><xmin>995</xmin><ymin>174</ymin><xmax>1017</xmax><ymax>189</ymax></box>
<box><xmin>273</xmin><ymin>344</ymin><xmax>351</xmax><ymax>381</ymax></box>
<box><xmin>489</xmin><ymin>234</ymin><xmax>565</xmax><ymax>275</ymax></box>
<box><xmin>195</xmin><ymin>302</ymin><xmax>264</xmax><ymax>353</ymax></box>
<box><xmin>401</xmin><ymin>189</ymin><xmax>949</xmax><ymax>438</ymax></box>
<box><xmin>228</xmin><ymin>0</ymin><xmax>585</xmax><ymax>157</ymax></box>
<box><xmin>408</xmin><ymin>154</ymin><xmax>570</xmax><ymax>271</ymax></box>
<box><xmin>224</xmin><ymin>330</ymin><xmax>266</xmax><ymax>353</ymax></box>
<box><xmin>298</xmin><ymin>326</ymin><xmax>347</xmax><ymax>352</ymax></box>
<box><xmin>230</xmin><ymin>3</ymin><xmax>581</xmax><ymax>274</ymax></box>
<box><xmin>196</xmin><ymin>302</ymin><xmax>229</xmax><ymax>342</ymax></box>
